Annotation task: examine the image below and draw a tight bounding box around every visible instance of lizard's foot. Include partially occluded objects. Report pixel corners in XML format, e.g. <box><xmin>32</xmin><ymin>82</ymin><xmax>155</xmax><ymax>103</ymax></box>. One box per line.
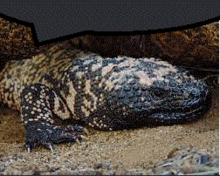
<box><xmin>20</xmin><ymin>83</ymin><xmax>88</xmax><ymax>152</ymax></box>
<box><xmin>25</xmin><ymin>122</ymin><xmax>85</xmax><ymax>152</ymax></box>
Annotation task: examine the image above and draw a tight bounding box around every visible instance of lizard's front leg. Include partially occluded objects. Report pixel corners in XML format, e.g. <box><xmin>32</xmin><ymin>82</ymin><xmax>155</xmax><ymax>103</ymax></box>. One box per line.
<box><xmin>21</xmin><ymin>84</ymin><xmax>85</xmax><ymax>152</ymax></box>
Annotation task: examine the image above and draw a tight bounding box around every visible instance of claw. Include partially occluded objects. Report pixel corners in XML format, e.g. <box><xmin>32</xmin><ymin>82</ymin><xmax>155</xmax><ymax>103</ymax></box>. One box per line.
<box><xmin>27</xmin><ymin>147</ymin><xmax>31</xmax><ymax>153</ymax></box>
<box><xmin>25</xmin><ymin>142</ymin><xmax>33</xmax><ymax>153</ymax></box>
<box><xmin>80</xmin><ymin>135</ymin><xmax>88</xmax><ymax>140</ymax></box>
<box><xmin>83</xmin><ymin>128</ymin><xmax>89</xmax><ymax>135</ymax></box>
<box><xmin>76</xmin><ymin>139</ymin><xmax>80</xmax><ymax>144</ymax></box>
<box><xmin>48</xmin><ymin>144</ymin><xmax>54</xmax><ymax>153</ymax></box>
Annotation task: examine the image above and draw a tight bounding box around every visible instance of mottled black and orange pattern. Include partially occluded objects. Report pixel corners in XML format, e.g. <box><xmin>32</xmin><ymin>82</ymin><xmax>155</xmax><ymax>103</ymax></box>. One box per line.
<box><xmin>0</xmin><ymin>44</ymin><xmax>210</xmax><ymax>151</ymax></box>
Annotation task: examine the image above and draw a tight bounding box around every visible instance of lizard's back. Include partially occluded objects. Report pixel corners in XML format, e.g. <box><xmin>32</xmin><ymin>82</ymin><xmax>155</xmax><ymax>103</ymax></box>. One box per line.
<box><xmin>0</xmin><ymin>44</ymin><xmax>211</xmax><ymax>151</ymax></box>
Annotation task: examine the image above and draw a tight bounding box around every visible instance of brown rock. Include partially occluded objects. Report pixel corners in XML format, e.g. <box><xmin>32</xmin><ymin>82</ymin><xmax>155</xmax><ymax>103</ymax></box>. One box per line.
<box><xmin>150</xmin><ymin>22</ymin><xmax>219</xmax><ymax>68</ymax></box>
<box><xmin>0</xmin><ymin>17</ymin><xmax>54</xmax><ymax>70</ymax></box>
<box><xmin>0</xmin><ymin>16</ymin><xmax>218</xmax><ymax>70</ymax></box>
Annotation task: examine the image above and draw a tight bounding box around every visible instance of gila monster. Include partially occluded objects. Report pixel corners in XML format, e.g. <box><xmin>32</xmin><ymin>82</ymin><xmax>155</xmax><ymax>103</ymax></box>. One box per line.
<box><xmin>0</xmin><ymin>44</ymin><xmax>211</xmax><ymax>151</ymax></box>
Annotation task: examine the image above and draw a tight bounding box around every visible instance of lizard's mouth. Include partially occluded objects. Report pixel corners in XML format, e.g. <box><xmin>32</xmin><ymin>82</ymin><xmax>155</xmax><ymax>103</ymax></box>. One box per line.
<box><xmin>145</xmin><ymin>90</ymin><xmax>212</xmax><ymax>125</ymax></box>
<box><xmin>106</xmin><ymin>93</ymin><xmax>211</xmax><ymax>130</ymax></box>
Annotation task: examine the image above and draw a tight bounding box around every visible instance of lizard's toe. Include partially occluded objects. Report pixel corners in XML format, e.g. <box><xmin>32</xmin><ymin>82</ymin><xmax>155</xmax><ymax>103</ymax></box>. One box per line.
<box><xmin>25</xmin><ymin>122</ymin><xmax>85</xmax><ymax>152</ymax></box>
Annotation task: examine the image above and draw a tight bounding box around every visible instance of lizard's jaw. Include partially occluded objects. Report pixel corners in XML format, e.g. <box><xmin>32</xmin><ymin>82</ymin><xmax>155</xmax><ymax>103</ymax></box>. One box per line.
<box><xmin>145</xmin><ymin>88</ymin><xmax>211</xmax><ymax>125</ymax></box>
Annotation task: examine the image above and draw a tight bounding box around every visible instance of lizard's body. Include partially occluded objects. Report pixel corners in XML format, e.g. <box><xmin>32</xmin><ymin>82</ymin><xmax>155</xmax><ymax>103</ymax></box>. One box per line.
<box><xmin>0</xmin><ymin>44</ymin><xmax>210</xmax><ymax>151</ymax></box>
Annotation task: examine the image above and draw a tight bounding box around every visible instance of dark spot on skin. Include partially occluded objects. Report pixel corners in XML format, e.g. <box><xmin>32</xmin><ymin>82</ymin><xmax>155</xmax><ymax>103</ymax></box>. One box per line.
<box><xmin>120</xmin><ymin>78</ymin><xmax>127</xmax><ymax>85</ymax></box>
<box><xmin>146</xmin><ymin>62</ymin><xmax>156</xmax><ymax>68</ymax></box>
<box><xmin>127</xmin><ymin>92</ymin><xmax>134</xmax><ymax>98</ymax></box>
<box><xmin>129</xmin><ymin>79</ymin><xmax>136</xmax><ymax>85</ymax></box>
<box><xmin>141</xmin><ymin>87</ymin><xmax>147</xmax><ymax>91</ymax></box>
<box><xmin>153</xmin><ymin>89</ymin><xmax>165</xmax><ymax>97</ymax></box>
<box><xmin>125</xmin><ymin>74</ymin><xmax>132</xmax><ymax>79</ymax></box>
<box><xmin>124</xmin><ymin>85</ymin><xmax>131</xmax><ymax>91</ymax></box>
<box><xmin>132</xmin><ymin>97</ymin><xmax>138</xmax><ymax>103</ymax></box>
<box><xmin>147</xmin><ymin>71</ymin><xmax>155</xmax><ymax>78</ymax></box>
<box><xmin>146</xmin><ymin>94</ymin><xmax>153</xmax><ymax>102</ymax></box>
<box><xmin>133</xmin><ymin>84</ymin><xmax>140</xmax><ymax>91</ymax></box>
<box><xmin>136</xmin><ymin>102</ymin><xmax>144</xmax><ymax>110</ymax></box>
<box><xmin>169</xmin><ymin>79</ymin><xmax>177</xmax><ymax>87</ymax></box>
<box><xmin>135</xmin><ymin>91</ymin><xmax>142</xmax><ymax>97</ymax></box>
<box><xmin>118</xmin><ymin>92</ymin><xmax>126</xmax><ymax>99</ymax></box>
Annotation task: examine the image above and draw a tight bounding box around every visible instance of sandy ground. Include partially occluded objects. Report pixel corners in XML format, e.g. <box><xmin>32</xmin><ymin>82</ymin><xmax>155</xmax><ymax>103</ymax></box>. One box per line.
<box><xmin>0</xmin><ymin>88</ymin><xmax>218</xmax><ymax>175</ymax></box>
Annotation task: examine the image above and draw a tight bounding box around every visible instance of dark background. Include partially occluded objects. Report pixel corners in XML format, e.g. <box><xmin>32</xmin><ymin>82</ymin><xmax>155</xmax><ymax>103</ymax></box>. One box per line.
<box><xmin>0</xmin><ymin>1</ymin><xmax>219</xmax><ymax>43</ymax></box>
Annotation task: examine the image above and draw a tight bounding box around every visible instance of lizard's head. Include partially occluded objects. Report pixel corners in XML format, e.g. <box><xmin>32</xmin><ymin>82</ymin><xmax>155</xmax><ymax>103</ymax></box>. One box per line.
<box><xmin>103</xmin><ymin>58</ymin><xmax>211</xmax><ymax>129</ymax></box>
<box><xmin>139</xmin><ymin>71</ymin><xmax>211</xmax><ymax>124</ymax></box>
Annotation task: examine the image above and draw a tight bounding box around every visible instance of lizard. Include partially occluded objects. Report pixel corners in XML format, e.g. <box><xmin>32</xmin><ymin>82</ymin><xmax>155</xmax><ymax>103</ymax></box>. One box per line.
<box><xmin>0</xmin><ymin>43</ymin><xmax>211</xmax><ymax>151</ymax></box>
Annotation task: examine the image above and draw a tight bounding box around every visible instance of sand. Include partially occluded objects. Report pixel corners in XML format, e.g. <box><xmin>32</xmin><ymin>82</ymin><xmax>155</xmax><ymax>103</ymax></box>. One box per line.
<box><xmin>0</xmin><ymin>88</ymin><xmax>218</xmax><ymax>175</ymax></box>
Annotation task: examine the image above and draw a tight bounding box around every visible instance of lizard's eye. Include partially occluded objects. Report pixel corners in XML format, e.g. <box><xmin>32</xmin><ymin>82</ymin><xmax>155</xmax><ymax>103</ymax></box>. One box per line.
<box><xmin>153</xmin><ymin>89</ymin><xmax>166</xmax><ymax>98</ymax></box>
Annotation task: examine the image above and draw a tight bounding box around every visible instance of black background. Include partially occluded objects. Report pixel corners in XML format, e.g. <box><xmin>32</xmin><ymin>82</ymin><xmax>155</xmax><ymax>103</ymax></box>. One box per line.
<box><xmin>0</xmin><ymin>1</ymin><xmax>220</xmax><ymax>44</ymax></box>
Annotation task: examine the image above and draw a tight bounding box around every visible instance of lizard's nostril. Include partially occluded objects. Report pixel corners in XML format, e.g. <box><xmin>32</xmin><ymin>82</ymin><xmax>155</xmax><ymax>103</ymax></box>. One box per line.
<box><xmin>189</xmin><ymin>88</ymin><xmax>201</xmax><ymax>96</ymax></box>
